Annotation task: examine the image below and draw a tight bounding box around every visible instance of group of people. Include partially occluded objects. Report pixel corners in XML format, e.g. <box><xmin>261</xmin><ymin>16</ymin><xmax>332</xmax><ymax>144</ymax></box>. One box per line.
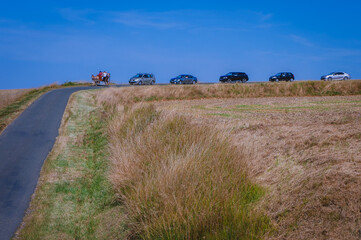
<box><xmin>98</xmin><ymin>71</ymin><xmax>110</xmax><ymax>81</ymax></box>
<box><xmin>92</xmin><ymin>71</ymin><xmax>111</xmax><ymax>85</ymax></box>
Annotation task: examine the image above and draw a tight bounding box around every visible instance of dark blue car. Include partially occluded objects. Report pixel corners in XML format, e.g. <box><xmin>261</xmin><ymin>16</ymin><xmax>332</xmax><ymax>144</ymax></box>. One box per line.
<box><xmin>170</xmin><ymin>75</ymin><xmax>198</xmax><ymax>84</ymax></box>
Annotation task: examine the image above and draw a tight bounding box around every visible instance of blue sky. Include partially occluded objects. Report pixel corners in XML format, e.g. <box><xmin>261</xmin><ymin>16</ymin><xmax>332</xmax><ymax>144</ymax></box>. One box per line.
<box><xmin>1</xmin><ymin>0</ymin><xmax>361</xmax><ymax>89</ymax></box>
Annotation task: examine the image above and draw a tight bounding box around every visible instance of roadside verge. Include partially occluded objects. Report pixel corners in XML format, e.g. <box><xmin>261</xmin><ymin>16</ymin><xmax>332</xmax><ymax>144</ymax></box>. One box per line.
<box><xmin>15</xmin><ymin>90</ymin><xmax>126</xmax><ymax>239</ymax></box>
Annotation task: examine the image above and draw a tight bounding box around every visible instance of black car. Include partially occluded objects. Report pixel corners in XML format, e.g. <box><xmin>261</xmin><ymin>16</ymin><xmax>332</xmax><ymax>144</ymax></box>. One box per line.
<box><xmin>219</xmin><ymin>72</ymin><xmax>248</xmax><ymax>83</ymax></box>
<box><xmin>170</xmin><ymin>74</ymin><xmax>198</xmax><ymax>84</ymax></box>
<box><xmin>269</xmin><ymin>72</ymin><xmax>294</xmax><ymax>82</ymax></box>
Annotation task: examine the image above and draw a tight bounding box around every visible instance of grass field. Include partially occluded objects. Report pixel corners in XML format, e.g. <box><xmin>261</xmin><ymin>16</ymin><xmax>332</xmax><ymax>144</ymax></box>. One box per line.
<box><xmin>154</xmin><ymin>95</ymin><xmax>361</xmax><ymax>239</ymax></box>
<box><xmin>17</xmin><ymin>80</ymin><xmax>361</xmax><ymax>239</ymax></box>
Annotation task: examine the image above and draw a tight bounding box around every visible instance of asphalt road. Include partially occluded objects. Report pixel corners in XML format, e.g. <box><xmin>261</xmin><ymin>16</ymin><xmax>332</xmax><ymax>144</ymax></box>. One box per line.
<box><xmin>0</xmin><ymin>86</ymin><xmax>95</xmax><ymax>240</ymax></box>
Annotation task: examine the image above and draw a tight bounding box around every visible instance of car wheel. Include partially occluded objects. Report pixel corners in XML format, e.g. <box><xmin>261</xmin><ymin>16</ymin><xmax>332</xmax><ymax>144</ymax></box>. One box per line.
<box><xmin>290</xmin><ymin>78</ymin><xmax>294</xmax><ymax>82</ymax></box>
<box><xmin>327</xmin><ymin>77</ymin><xmax>332</xmax><ymax>81</ymax></box>
<box><xmin>138</xmin><ymin>81</ymin><xmax>142</xmax><ymax>85</ymax></box>
<box><xmin>226</xmin><ymin>79</ymin><xmax>232</xmax><ymax>83</ymax></box>
<box><xmin>192</xmin><ymin>80</ymin><xmax>196</xmax><ymax>84</ymax></box>
<box><xmin>241</xmin><ymin>78</ymin><xmax>247</xmax><ymax>83</ymax></box>
<box><xmin>343</xmin><ymin>77</ymin><xmax>348</xmax><ymax>80</ymax></box>
<box><xmin>150</xmin><ymin>80</ymin><xmax>154</xmax><ymax>85</ymax></box>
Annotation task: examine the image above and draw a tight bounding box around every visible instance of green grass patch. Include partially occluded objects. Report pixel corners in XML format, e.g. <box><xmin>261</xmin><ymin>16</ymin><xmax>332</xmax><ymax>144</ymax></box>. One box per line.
<box><xmin>208</xmin><ymin>112</ymin><xmax>234</xmax><ymax>117</ymax></box>
<box><xmin>16</xmin><ymin>92</ymin><xmax>125</xmax><ymax>240</ymax></box>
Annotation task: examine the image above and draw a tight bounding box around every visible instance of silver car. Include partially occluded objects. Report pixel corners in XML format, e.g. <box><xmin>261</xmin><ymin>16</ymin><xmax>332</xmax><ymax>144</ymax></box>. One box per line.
<box><xmin>129</xmin><ymin>73</ymin><xmax>156</xmax><ymax>85</ymax></box>
<box><xmin>321</xmin><ymin>72</ymin><xmax>351</xmax><ymax>81</ymax></box>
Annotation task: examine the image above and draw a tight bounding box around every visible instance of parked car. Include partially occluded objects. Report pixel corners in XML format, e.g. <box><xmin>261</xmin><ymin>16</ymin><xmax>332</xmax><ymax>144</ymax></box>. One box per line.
<box><xmin>129</xmin><ymin>73</ymin><xmax>156</xmax><ymax>85</ymax></box>
<box><xmin>219</xmin><ymin>72</ymin><xmax>248</xmax><ymax>83</ymax></box>
<box><xmin>269</xmin><ymin>72</ymin><xmax>295</xmax><ymax>82</ymax></box>
<box><xmin>170</xmin><ymin>74</ymin><xmax>198</xmax><ymax>84</ymax></box>
<box><xmin>321</xmin><ymin>72</ymin><xmax>351</xmax><ymax>81</ymax></box>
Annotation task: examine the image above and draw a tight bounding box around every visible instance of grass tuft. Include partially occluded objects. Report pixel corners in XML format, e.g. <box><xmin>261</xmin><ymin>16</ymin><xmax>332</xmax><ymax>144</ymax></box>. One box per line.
<box><xmin>107</xmin><ymin>103</ymin><xmax>271</xmax><ymax>239</ymax></box>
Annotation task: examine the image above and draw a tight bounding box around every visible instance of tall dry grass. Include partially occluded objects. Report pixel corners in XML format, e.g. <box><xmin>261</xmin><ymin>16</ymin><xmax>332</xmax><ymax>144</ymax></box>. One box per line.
<box><xmin>98</xmin><ymin>81</ymin><xmax>361</xmax><ymax>106</ymax></box>
<box><xmin>155</xmin><ymin>96</ymin><xmax>361</xmax><ymax>240</ymax></box>
<box><xmin>103</xmin><ymin>101</ymin><xmax>270</xmax><ymax>239</ymax></box>
<box><xmin>0</xmin><ymin>89</ymin><xmax>33</xmax><ymax>109</ymax></box>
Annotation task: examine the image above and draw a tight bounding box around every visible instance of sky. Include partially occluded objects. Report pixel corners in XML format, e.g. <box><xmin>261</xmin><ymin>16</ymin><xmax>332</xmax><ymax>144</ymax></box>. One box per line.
<box><xmin>1</xmin><ymin>0</ymin><xmax>361</xmax><ymax>89</ymax></box>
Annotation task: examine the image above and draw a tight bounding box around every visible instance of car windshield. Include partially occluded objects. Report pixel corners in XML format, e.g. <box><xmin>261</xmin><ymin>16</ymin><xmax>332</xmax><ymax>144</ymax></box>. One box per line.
<box><xmin>226</xmin><ymin>73</ymin><xmax>234</xmax><ymax>76</ymax></box>
<box><xmin>328</xmin><ymin>72</ymin><xmax>335</xmax><ymax>75</ymax></box>
<box><xmin>133</xmin><ymin>74</ymin><xmax>143</xmax><ymax>78</ymax></box>
<box><xmin>177</xmin><ymin>75</ymin><xmax>186</xmax><ymax>78</ymax></box>
<box><xmin>275</xmin><ymin>73</ymin><xmax>282</xmax><ymax>77</ymax></box>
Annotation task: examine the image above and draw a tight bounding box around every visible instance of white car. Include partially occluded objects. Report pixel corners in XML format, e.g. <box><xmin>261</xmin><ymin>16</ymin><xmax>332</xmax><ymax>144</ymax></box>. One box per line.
<box><xmin>321</xmin><ymin>72</ymin><xmax>351</xmax><ymax>81</ymax></box>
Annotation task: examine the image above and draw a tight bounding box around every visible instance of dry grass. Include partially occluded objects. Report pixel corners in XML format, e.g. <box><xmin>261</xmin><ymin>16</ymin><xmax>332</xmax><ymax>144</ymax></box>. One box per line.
<box><xmin>96</xmin><ymin>82</ymin><xmax>361</xmax><ymax>239</ymax></box>
<box><xmin>0</xmin><ymin>89</ymin><xmax>33</xmax><ymax>109</ymax></box>
<box><xmin>99</xmin><ymin>98</ymin><xmax>270</xmax><ymax>239</ymax></box>
<box><xmin>98</xmin><ymin>81</ymin><xmax>361</xmax><ymax>106</ymax></box>
<box><xmin>154</xmin><ymin>96</ymin><xmax>361</xmax><ymax>240</ymax></box>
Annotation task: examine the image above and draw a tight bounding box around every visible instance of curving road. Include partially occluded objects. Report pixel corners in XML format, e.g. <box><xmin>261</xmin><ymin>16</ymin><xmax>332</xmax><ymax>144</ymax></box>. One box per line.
<box><xmin>0</xmin><ymin>86</ymin><xmax>96</xmax><ymax>240</ymax></box>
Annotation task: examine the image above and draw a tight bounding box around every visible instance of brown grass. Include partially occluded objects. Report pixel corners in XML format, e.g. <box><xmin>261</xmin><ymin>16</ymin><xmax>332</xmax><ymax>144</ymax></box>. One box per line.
<box><xmin>0</xmin><ymin>89</ymin><xmax>33</xmax><ymax>109</ymax></box>
<box><xmin>97</xmin><ymin>81</ymin><xmax>361</xmax><ymax>106</ymax></box>
<box><xmin>154</xmin><ymin>95</ymin><xmax>361</xmax><ymax>240</ymax></box>
<box><xmin>96</xmin><ymin>82</ymin><xmax>361</xmax><ymax>239</ymax></box>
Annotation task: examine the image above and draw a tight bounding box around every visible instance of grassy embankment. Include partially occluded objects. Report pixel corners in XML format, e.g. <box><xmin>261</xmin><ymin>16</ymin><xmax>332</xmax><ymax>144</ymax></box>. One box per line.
<box><xmin>18</xmin><ymin>80</ymin><xmax>361</xmax><ymax>239</ymax></box>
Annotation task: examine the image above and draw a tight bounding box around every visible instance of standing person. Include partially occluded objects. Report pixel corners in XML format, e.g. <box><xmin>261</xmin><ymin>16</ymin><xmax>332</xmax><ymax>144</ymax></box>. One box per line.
<box><xmin>102</xmin><ymin>71</ymin><xmax>107</xmax><ymax>81</ymax></box>
<box><xmin>106</xmin><ymin>72</ymin><xmax>110</xmax><ymax>85</ymax></box>
<box><xmin>98</xmin><ymin>71</ymin><xmax>103</xmax><ymax>81</ymax></box>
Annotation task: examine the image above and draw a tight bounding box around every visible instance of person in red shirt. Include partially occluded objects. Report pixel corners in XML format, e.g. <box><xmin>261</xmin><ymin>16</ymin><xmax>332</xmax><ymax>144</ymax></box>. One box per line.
<box><xmin>98</xmin><ymin>71</ymin><xmax>103</xmax><ymax>81</ymax></box>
